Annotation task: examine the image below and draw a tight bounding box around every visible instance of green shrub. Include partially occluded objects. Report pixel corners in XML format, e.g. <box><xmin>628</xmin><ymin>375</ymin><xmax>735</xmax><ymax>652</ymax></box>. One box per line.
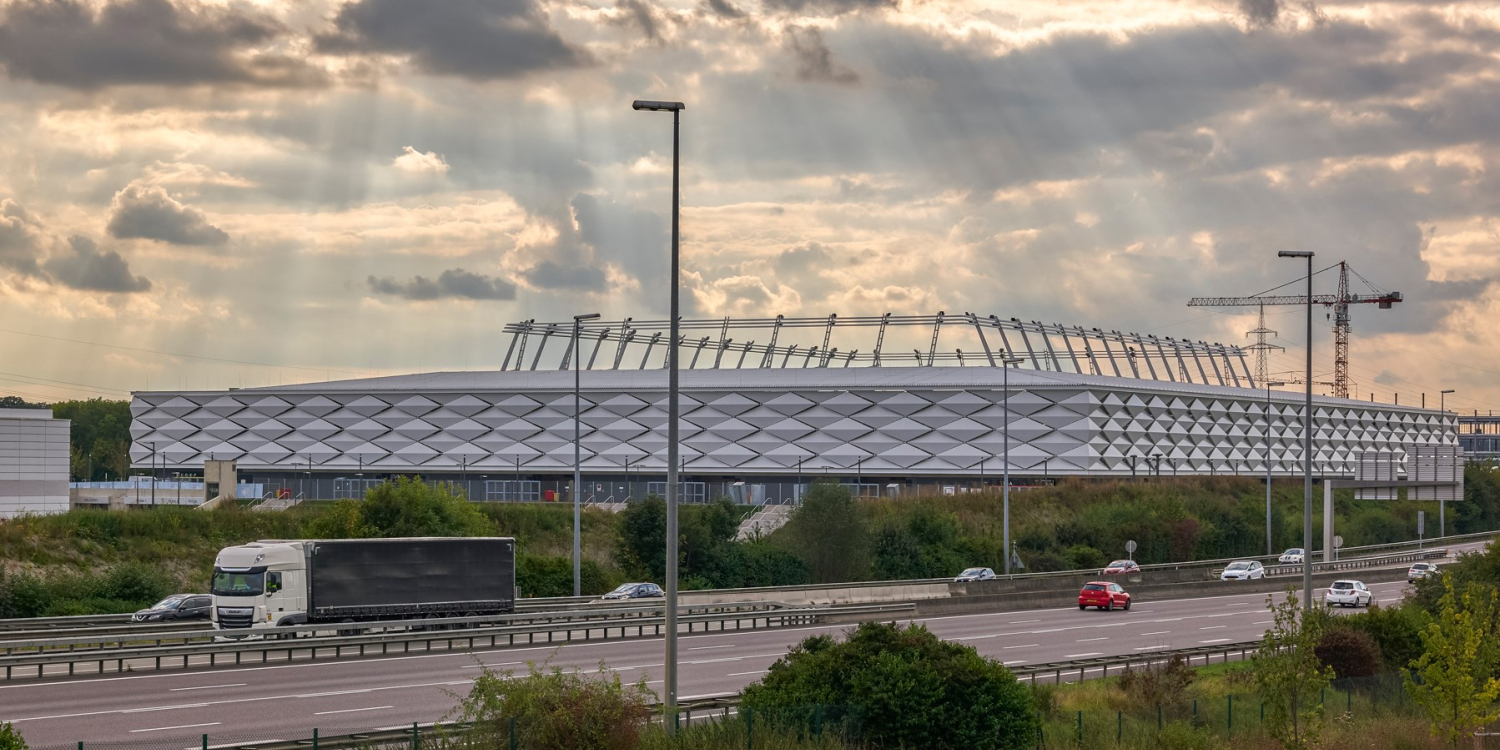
<box><xmin>1342</xmin><ymin>603</ymin><xmax>1430</xmax><ymax>672</ymax></box>
<box><xmin>1065</xmin><ymin>544</ymin><xmax>1106</xmax><ymax>571</ymax></box>
<box><xmin>446</xmin><ymin>660</ymin><xmax>655</xmax><ymax>750</ymax></box>
<box><xmin>1315</xmin><ymin>628</ymin><xmax>1382</xmax><ymax>679</ymax></box>
<box><xmin>0</xmin><ymin>722</ymin><xmax>26</xmax><ymax>750</ymax></box>
<box><xmin>516</xmin><ymin>553</ymin><xmax>616</xmax><ymax>597</ymax></box>
<box><xmin>1153</xmin><ymin>722</ymin><xmax>1214</xmax><ymax>750</ymax></box>
<box><xmin>0</xmin><ymin>571</ymin><xmax>49</xmax><ymax>618</ymax></box>
<box><xmin>741</xmin><ymin>622</ymin><xmax>1038</xmax><ymax>749</ymax></box>
<box><xmin>1117</xmin><ymin>655</ymin><xmax>1194</xmax><ymax>710</ymax></box>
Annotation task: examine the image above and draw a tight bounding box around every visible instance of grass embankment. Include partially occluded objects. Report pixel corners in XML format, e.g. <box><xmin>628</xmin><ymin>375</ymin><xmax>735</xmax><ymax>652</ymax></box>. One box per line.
<box><xmin>0</xmin><ymin>503</ymin><xmax>629</xmax><ymax>616</ymax></box>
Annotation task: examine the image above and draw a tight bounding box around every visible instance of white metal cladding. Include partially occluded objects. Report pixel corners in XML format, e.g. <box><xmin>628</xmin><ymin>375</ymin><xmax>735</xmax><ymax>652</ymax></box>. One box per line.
<box><xmin>128</xmin><ymin>367</ymin><xmax>1456</xmax><ymax>477</ymax></box>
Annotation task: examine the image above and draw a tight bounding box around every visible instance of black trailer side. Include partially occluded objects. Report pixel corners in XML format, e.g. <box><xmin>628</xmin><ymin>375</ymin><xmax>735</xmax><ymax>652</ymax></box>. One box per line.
<box><xmin>307</xmin><ymin>537</ymin><xmax>515</xmax><ymax>621</ymax></box>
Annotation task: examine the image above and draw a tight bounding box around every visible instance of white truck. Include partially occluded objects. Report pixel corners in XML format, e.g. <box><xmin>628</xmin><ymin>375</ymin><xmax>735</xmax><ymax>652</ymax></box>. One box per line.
<box><xmin>211</xmin><ymin>537</ymin><xmax>516</xmax><ymax>631</ymax></box>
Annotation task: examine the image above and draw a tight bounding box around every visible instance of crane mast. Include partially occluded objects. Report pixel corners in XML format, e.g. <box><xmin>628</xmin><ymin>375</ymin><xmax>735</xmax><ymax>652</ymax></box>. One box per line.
<box><xmin>1188</xmin><ymin>261</ymin><xmax>1401</xmax><ymax>399</ymax></box>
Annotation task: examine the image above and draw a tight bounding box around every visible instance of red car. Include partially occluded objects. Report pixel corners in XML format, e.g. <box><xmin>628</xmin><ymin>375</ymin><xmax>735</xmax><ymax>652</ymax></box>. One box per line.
<box><xmin>1078</xmin><ymin>581</ymin><xmax>1132</xmax><ymax>611</ymax></box>
<box><xmin>1102</xmin><ymin>559</ymin><xmax>1140</xmax><ymax>575</ymax></box>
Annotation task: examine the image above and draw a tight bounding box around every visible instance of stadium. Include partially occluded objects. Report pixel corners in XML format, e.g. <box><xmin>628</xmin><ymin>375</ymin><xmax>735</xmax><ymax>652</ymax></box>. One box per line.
<box><xmin>128</xmin><ymin>313</ymin><xmax>1458</xmax><ymax>502</ymax></box>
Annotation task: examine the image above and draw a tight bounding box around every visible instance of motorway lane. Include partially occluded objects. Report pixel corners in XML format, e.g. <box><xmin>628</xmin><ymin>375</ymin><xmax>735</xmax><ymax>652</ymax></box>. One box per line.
<box><xmin>1</xmin><ymin>579</ymin><xmax>1418</xmax><ymax>748</ymax></box>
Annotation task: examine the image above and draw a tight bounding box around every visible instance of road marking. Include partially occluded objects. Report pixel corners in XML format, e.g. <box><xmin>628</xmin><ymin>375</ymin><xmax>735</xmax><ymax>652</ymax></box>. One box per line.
<box><xmin>727</xmin><ymin>670</ymin><xmax>767</xmax><ymax>677</ymax></box>
<box><xmin>191</xmin><ymin>741</ymin><xmax>286</xmax><ymax>750</ymax></box>
<box><xmin>131</xmin><ymin>723</ymin><xmax>221</xmax><ymax>733</ymax></box>
<box><xmin>1003</xmin><ymin>644</ymin><xmax>1038</xmax><ymax>649</ymax></box>
<box><xmin>169</xmin><ymin>684</ymin><xmax>246</xmax><ymax>692</ymax></box>
<box><xmin>689</xmin><ymin>645</ymin><xmax>736</xmax><ymax>651</ymax></box>
<box><xmin>122</xmin><ymin>704</ymin><xmax>208</xmax><ymax>713</ymax></box>
<box><xmin>1064</xmin><ymin>653</ymin><xmax>1103</xmax><ymax>658</ymax></box>
<box><xmin>1076</xmin><ymin>637</ymin><xmax>1107</xmax><ymax>642</ymax></box>
<box><xmin>1253</xmin><ymin>620</ymin><xmax>1273</xmax><ymax>625</ymax></box>
<box><xmin>1200</xmin><ymin>639</ymin><xmax>1231</xmax><ymax>644</ymax></box>
<box><xmin>1139</xmin><ymin>631</ymin><xmax>1171</xmax><ymax>636</ymax></box>
<box><xmin>298</xmin><ymin>690</ymin><xmax>372</xmax><ymax>698</ymax></box>
<box><xmin>315</xmin><ymin>706</ymin><xmax>394</xmax><ymax>716</ymax></box>
<box><xmin>1009</xmin><ymin>619</ymin><xmax>1040</xmax><ymax>624</ymax></box>
<box><xmin>1134</xmin><ymin>645</ymin><xmax>1170</xmax><ymax>651</ymax></box>
<box><xmin>461</xmin><ymin>662</ymin><xmax>521</xmax><ymax>669</ymax></box>
<box><xmin>954</xmin><ymin>635</ymin><xmax>997</xmax><ymax>641</ymax></box>
<box><xmin>1200</xmin><ymin>626</ymin><xmax>1227</xmax><ymax>630</ymax></box>
<box><xmin>1003</xmin><ymin>660</ymin><xmax>1026</xmax><ymax>665</ymax></box>
<box><xmin>1226</xmin><ymin>603</ymin><xmax>1249</xmax><ymax>607</ymax></box>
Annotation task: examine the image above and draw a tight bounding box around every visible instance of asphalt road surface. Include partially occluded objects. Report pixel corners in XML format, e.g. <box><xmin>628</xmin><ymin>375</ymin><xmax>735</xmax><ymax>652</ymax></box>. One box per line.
<box><xmin>2</xmin><ymin>577</ymin><xmax>1425</xmax><ymax>749</ymax></box>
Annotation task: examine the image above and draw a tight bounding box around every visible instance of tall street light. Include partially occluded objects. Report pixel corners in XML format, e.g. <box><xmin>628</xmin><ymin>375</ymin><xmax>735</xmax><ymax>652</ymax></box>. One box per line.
<box><xmin>1279</xmin><ymin>249</ymin><xmax>1315</xmax><ymax>612</ymax></box>
<box><xmin>1264</xmin><ymin>381</ymin><xmax>1286</xmax><ymax>556</ymax></box>
<box><xmin>1001</xmin><ymin>354</ymin><xmax>1025</xmax><ymax>576</ymax></box>
<box><xmin>632</xmin><ymin>97</ymin><xmax>685</xmax><ymax>728</ymax></box>
<box><xmin>1440</xmin><ymin>388</ymin><xmax>1455</xmax><ymax>537</ymax></box>
<box><xmin>573</xmin><ymin>312</ymin><xmax>601</xmax><ymax>598</ymax></box>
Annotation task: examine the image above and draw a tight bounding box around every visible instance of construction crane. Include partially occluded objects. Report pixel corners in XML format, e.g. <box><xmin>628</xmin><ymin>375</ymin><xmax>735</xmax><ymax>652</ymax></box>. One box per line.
<box><xmin>1188</xmin><ymin>261</ymin><xmax>1401</xmax><ymax>399</ymax></box>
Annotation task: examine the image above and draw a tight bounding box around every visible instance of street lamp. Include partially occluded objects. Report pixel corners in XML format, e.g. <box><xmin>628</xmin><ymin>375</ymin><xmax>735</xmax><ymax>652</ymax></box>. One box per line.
<box><xmin>632</xmin><ymin>96</ymin><xmax>685</xmax><ymax>727</ymax></box>
<box><xmin>1265</xmin><ymin>381</ymin><xmax>1287</xmax><ymax>556</ymax></box>
<box><xmin>1440</xmin><ymin>389</ymin><xmax>1455</xmax><ymax>537</ymax></box>
<box><xmin>573</xmin><ymin>312</ymin><xmax>601</xmax><ymax>598</ymax></box>
<box><xmin>1279</xmin><ymin>249</ymin><xmax>1315</xmax><ymax>612</ymax></box>
<box><xmin>1001</xmin><ymin>354</ymin><xmax>1025</xmax><ymax>576</ymax></box>
<box><xmin>148</xmin><ymin>441</ymin><xmax>157</xmax><ymax>507</ymax></box>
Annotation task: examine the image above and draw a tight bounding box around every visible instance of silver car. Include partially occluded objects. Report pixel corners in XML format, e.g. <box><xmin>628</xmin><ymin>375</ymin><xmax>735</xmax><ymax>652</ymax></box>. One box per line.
<box><xmin>1220</xmin><ymin>560</ymin><xmax>1266</xmax><ymax>581</ymax></box>
<box><xmin>1325</xmin><ymin>580</ymin><xmax>1371</xmax><ymax>607</ymax></box>
<box><xmin>1407</xmin><ymin>562</ymin><xmax>1440</xmax><ymax>583</ymax></box>
<box><xmin>954</xmin><ymin>567</ymin><xmax>996</xmax><ymax>582</ymax></box>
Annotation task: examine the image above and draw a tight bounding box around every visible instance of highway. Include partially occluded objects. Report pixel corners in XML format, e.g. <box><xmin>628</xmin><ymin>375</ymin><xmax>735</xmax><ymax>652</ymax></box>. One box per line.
<box><xmin>2</xmin><ymin>578</ymin><xmax>1421</xmax><ymax>749</ymax></box>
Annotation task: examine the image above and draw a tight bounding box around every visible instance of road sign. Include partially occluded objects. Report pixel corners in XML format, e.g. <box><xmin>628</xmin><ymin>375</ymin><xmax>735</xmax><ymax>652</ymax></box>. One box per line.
<box><xmin>1333</xmin><ymin>535</ymin><xmax>1343</xmax><ymax>549</ymax></box>
<box><xmin>1126</xmin><ymin>540</ymin><xmax>1137</xmax><ymax>554</ymax></box>
<box><xmin>1418</xmin><ymin>511</ymin><xmax>1426</xmax><ymax>534</ymax></box>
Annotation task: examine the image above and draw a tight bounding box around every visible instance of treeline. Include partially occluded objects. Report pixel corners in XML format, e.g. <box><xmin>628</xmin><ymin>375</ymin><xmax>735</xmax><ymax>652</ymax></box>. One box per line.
<box><xmin>0</xmin><ymin>395</ymin><xmax>132</xmax><ymax>481</ymax></box>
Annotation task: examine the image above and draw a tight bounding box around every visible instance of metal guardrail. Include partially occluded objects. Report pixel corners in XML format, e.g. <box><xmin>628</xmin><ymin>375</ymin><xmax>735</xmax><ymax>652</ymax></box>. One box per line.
<box><xmin>0</xmin><ymin>602</ymin><xmax>916</xmax><ymax>680</ymax></box>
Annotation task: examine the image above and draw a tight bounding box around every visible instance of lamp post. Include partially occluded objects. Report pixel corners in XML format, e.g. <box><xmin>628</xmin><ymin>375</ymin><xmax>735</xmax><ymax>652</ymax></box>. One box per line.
<box><xmin>149</xmin><ymin>442</ymin><xmax>157</xmax><ymax>507</ymax></box>
<box><xmin>1265</xmin><ymin>381</ymin><xmax>1287</xmax><ymax>556</ymax></box>
<box><xmin>1440</xmin><ymin>389</ymin><xmax>1455</xmax><ymax>537</ymax></box>
<box><xmin>573</xmin><ymin>312</ymin><xmax>601</xmax><ymax>597</ymax></box>
<box><xmin>1001</xmin><ymin>354</ymin><xmax>1025</xmax><ymax>576</ymax></box>
<box><xmin>632</xmin><ymin>97</ymin><xmax>685</xmax><ymax>728</ymax></box>
<box><xmin>1279</xmin><ymin>249</ymin><xmax>1315</xmax><ymax>613</ymax></box>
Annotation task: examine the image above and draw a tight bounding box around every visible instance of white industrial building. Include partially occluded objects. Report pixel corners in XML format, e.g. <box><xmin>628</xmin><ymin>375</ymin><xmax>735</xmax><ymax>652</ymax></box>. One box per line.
<box><xmin>127</xmin><ymin>314</ymin><xmax>1458</xmax><ymax>500</ymax></box>
<box><xmin>0</xmin><ymin>408</ymin><xmax>71</xmax><ymax>518</ymax></box>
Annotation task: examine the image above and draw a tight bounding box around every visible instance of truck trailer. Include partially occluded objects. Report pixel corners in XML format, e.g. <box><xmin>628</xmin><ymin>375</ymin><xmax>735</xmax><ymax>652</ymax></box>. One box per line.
<box><xmin>211</xmin><ymin>537</ymin><xmax>515</xmax><ymax>631</ymax></box>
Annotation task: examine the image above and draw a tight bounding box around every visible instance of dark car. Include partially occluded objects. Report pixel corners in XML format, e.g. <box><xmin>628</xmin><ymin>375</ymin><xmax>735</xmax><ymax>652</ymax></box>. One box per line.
<box><xmin>132</xmin><ymin>594</ymin><xmax>213</xmax><ymax>622</ymax></box>
<box><xmin>600</xmin><ymin>583</ymin><xmax>665</xmax><ymax>600</ymax></box>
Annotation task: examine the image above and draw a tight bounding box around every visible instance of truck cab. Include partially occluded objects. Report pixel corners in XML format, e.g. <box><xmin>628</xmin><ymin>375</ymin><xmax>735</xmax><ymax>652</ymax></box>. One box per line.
<box><xmin>212</xmin><ymin>541</ymin><xmax>308</xmax><ymax>630</ymax></box>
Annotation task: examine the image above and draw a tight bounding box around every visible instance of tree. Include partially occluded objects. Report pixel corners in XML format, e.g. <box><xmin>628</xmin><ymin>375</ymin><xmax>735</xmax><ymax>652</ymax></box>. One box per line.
<box><xmin>446</xmin><ymin>659</ymin><xmax>654</xmax><ymax>750</ymax></box>
<box><xmin>779</xmin><ymin>481</ymin><xmax>870</xmax><ymax>583</ymax></box>
<box><xmin>306</xmin><ymin>477</ymin><xmax>492</xmax><ymax>538</ymax></box>
<box><xmin>1404</xmin><ymin>578</ymin><xmax>1500</xmax><ymax>747</ymax></box>
<box><xmin>50</xmin><ymin>399</ymin><xmax>131</xmax><ymax>481</ymax></box>
<box><xmin>741</xmin><ymin>622</ymin><xmax>1038</xmax><ymax>750</ymax></box>
<box><xmin>0</xmin><ymin>722</ymin><xmax>27</xmax><ymax>750</ymax></box>
<box><xmin>1314</xmin><ymin>628</ymin><xmax>1382</xmax><ymax>679</ymax></box>
<box><xmin>617</xmin><ymin>496</ymin><xmax>668</xmax><ymax>581</ymax></box>
<box><xmin>1252</xmin><ymin>590</ymin><xmax>1334</xmax><ymax>750</ymax></box>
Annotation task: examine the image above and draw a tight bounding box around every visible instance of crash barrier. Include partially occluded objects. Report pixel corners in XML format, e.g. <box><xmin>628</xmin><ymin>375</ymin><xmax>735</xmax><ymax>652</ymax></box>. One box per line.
<box><xmin>0</xmin><ymin>602</ymin><xmax>916</xmax><ymax>681</ymax></box>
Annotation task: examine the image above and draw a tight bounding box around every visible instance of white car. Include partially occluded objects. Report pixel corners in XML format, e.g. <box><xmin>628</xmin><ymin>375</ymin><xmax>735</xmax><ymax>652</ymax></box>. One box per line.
<box><xmin>1220</xmin><ymin>560</ymin><xmax>1266</xmax><ymax>580</ymax></box>
<box><xmin>1407</xmin><ymin>562</ymin><xmax>1440</xmax><ymax>583</ymax></box>
<box><xmin>954</xmin><ymin>567</ymin><xmax>997</xmax><ymax>582</ymax></box>
<box><xmin>1325</xmin><ymin>580</ymin><xmax>1372</xmax><ymax>607</ymax></box>
<box><xmin>1278</xmin><ymin>548</ymin><xmax>1306</xmax><ymax>564</ymax></box>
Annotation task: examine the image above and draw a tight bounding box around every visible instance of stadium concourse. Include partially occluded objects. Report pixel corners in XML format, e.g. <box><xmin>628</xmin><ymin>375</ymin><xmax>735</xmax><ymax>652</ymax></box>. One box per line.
<box><xmin>126</xmin><ymin>314</ymin><xmax>1457</xmax><ymax>497</ymax></box>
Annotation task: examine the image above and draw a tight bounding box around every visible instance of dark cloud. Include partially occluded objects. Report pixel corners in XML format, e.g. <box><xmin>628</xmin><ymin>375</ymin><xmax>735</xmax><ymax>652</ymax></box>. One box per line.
<box><xmin>785</xmin><ymin>26</ymin><xmax>858</xmax><ymax>85</ymax></box>
<box><xmin>775</xmin><ymin>243</ymin><xmax>833</xmax><ymax>276</ymax></box>
<box><xmin>702</xmin><ymin>0</ymin><xmax>746</xmax><ymax>19</ymax></box>
<box><xmin>0</xmin><ymin>200</ymin><xmax>45</xmax><ymax>276</ymax></box>
<box><xmin>519</xmin><ymin>260</ymin><xmax>608</xmax><ymax>291</ymax></box>
<box><xmin>1238</xmin><ymin>0</ymin><xmax>1281</xmax><ymax>28</ymax></box>
<box><xmin>0</xmin><ymin>0</ymin><xmax>321</xmax><ymax>89</ymax></box>
<box><xmin>106</xmin><ymin>184</ymin><xmax>229</xmax><ymax>246</ymax></box>
<box><xmin>315</xmin><ymin>0</ymin><xmax>590</xmax><ymax>80</ymax></box>
<box><xmin>43</xmin><ymin>236</ymin><xmax>152</xmax><ymax>293</ymax></box>
<box><xmin>614</xmin><ymin>0</ymin><xmax>663</xmax><ymax>42</ymax></box>
<box><xmin>367</xmin><ymin>268</ymin><xmax>517</xmax><ymax>301</ymax></box>
<box><xmin>570</xmin><ymin>192</ymin><xmax>668</xmax><ymax>290</ymax></box>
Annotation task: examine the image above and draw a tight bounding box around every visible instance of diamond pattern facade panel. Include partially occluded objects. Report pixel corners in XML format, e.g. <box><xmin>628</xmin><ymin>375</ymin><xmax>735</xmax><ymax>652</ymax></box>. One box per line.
<box><xmin>129</xmin><ymin>368</ymin><xmax>1458</xmax><ymax>478</ymax></box>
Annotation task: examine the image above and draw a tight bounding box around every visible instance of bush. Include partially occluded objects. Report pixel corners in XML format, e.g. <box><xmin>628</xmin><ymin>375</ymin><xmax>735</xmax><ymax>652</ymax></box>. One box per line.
<box><xmin>1065</xmin><ymin>545</ymin><xmax>1106</xmax><ymax>571</ymax></box>
<box><xmin>516</xmin><ymin>553</ymin><xmax>616</xmax><ymax>597</ymax></box>
<box><xmin>1342</xmin><ymin>603</ymin><xmax>1429</xmax><ymax>672</ymax></box>
<box><xmin>0</xmin><ymin>723</ymin><xmax>26</xmax><ymax>750</ymax></box>
<box><xmin>1315</xmin><ymin>628</ymin><xmax>1382</xmax><ymax>679</ymax></box>
<box><xmin>1117</xmin><ymin>655</ymin><xmax>1194</xmax><ymax>709</ymax></box>
<box><xmin>446</xmin><ymin>660</ymin><xmax>655</xmax><ymax>750</ymax></box>
<box><xmin>741</xmin><ymin>622</ymin><xmax>1038</xmax><ymax>750</ymax></box>
<box><xmin>0</xmin><ymin>571</ymin><xmax>49</xmax><ymax>618</ymax></box>
<box><xmin>308</xmin><ymin>477</ymin><xmax>491</xmax><ymax>539</ymax></box>
<box><xmin>780</xmin><ymin>482</ymin><xmax>870</xmax><ymax>583</ymax></box>
<box><xmin>1153</xmin><ymin>722</ymin><xmax>1214</xmax><ymax>750</ymax></box>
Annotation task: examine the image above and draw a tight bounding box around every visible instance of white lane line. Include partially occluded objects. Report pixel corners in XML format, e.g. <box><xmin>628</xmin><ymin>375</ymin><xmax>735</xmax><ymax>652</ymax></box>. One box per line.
<box><xmin>1200</xmin><ymin>639</ymin><xmax>1231</xmax><ymax>644</ymax></box>
<box><xmin>1009</xmin><ymin>619</ymin><xmax>1040</xmax><ymax>624</ymax></box>
<box><xmin>1200</xmin><ymin>626</ymin><xmax>1227</xmax><ymax>630</ymax></box>
<box><xmin>169</xmin><ymin>684</ymin><xmax>247</xmax><ymax>692</ymax></box>
<box><xmin>298</xmin><ymin>690</ymin><xmax>371</xmax><ymax>698</ymax></box>
<box><xmin>727</xmin><ymin>670</ymin><xmax>766</xmax><ymax>677</ymax></box>
<box><xmin>192</xmin><ymin>741</ymin><xmax>286</xmax><ymax>750</ymax></box>
<box><xmin>1064</xmin><ymin>652</ymin><xmax>1103</xmax><ymax>658</ymax></box>
<box><xmin>1003</xmin><ymin>644</ymin><xmax>1039</xmax><ymax>650</ymax></box>
<box><xmin>1226</xmin><ymin>603</ymin><xmax>1249</xmax><ymax>607</ymax></box>
<box><xmin>461</xmin><ymin>662</ymin><xmax>521</xmax><ymax>670</ymax></box>
<box><xmin>131</xmin><ymin>723</ymin><xmax>221</xmax><ymax>734</ymax></box>
<box><xmin>954</xmin><ymin>635</ymin><xmax>997</xmax><ymax>641</ymax></box>
<box><xmin>1139</xmin><ymin>631</ymin><xmax>1171</xmax><ymax>636</ymax></box>
<box><xmin>315</xmin><ymin>706</ymin><xmax>394</xmax><ymax>716</ymax></box>
<box><xmin>1003</xmin><ymin>660</ymin><xmax>1026</xmax><ymax>665</ymax></box>
<box><xmin>689</xmin><ymin>645</ymin><xmax>736</xmax><ymax>651</ymax></box>
<box><xmin>1076</xmin><ymin>638</ymin><xmax>1107</xmax><ymax>643</ymax></box>
<box><xmin>1253</xmin><ymin>620</ymin><xmax>1273</xmax><ymax>625</ymax></box>
<box><xmin>122</xmin><ymin>704</ymin><xmax>208</xmax><ymax>714</ymax></box>
<box><xmin>1134</xmin><ymin>645</ymin><xmax>1170</xmax><ymax>651</ymax></box>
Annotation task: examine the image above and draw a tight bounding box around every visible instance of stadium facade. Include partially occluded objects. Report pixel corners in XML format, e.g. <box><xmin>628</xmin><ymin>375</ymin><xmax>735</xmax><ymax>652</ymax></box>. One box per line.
<box><xmin>128</xmin><ymin>314</ymin><xmax>1458</xmax><ymax>495</ymax></box>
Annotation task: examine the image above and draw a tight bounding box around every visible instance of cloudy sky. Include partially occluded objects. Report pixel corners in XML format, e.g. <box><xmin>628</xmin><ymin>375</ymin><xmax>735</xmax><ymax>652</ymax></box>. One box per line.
<box><xmin>0</xmin><ymin>0</ymin><xmax>1497</xmax><ymax>411</ymax></box>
